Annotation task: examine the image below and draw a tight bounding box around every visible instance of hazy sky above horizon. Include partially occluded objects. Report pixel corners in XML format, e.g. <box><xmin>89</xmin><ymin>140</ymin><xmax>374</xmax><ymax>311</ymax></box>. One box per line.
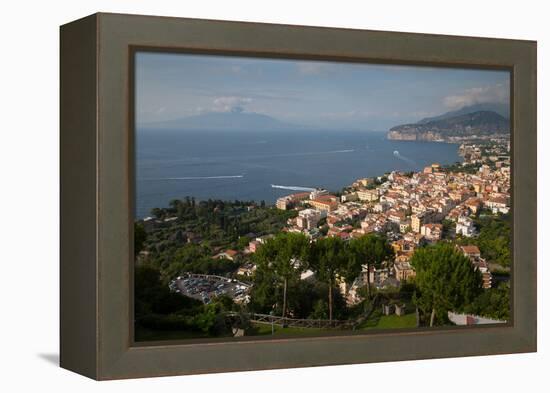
<box><xmin>136</xmin><ymin>51</ymin><xmax>510</xmax><ymax>130</ymax></box>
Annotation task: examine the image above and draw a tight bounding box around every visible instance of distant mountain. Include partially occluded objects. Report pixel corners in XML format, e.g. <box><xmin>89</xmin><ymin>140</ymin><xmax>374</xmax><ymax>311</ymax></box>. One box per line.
<box><xmin>138</xmin><ymin>110</ymin><xmax>302</xmax><ymax>131</ymax></box>
<box><xmin>387</xmin><ymin>110</ymin><xmax>509</xmax><ymax>142</ymax></box>
<box><xmin>417</xmin><ymin>103</ymin><xmax>509</xmax><ymax>124</ymax></box>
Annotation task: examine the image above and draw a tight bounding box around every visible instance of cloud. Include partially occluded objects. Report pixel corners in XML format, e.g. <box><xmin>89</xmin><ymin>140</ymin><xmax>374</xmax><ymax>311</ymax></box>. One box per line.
<box><xmin>212</xmin><ymin>96</ymin><xmax>252</xmax><ymax>112</ymax></box>
<box><xmin>443</xmin><ymin>82</ymin><xmax>509</xmax><ymax>109</ymax></box>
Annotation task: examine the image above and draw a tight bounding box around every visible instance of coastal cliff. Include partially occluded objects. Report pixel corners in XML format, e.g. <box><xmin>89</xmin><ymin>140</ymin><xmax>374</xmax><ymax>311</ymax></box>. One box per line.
<box><xmin>387</xmin><ymin>110</ymin><xmax>509</xmax><ymax>142</ymax></box>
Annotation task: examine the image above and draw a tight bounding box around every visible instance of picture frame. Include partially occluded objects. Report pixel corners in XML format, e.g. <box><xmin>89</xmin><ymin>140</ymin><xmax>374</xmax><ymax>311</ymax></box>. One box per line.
<box><xmin>60</xmin><ymin>12</ymin><xmax>537</xmax><ymax>380</ymax></box>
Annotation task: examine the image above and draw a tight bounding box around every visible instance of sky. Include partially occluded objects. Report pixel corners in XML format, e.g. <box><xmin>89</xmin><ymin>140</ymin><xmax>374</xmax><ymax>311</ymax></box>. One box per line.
<box><xmin>135</xmin><ymin>51</ymin><xmax>510</xmax><ymax>131</ymax></box>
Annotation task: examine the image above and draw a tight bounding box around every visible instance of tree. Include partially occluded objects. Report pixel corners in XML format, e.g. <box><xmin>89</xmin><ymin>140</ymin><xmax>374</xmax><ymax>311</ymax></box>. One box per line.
<box><xmin>151</xmin><ymin>207</ymin><xmax>164</xmax><ymax>219</ymax></box>
<box><xmin>254</xmin><ymin>233</ymin><xmax>310</xmax><ymax>318</ymax></box>
<box><xmin>309</xmin><ymin>237</ymin><xmax>347</xmax><ymax>321</ymax></box>
<box><xmin>464</xmin><ymin>281</ymin><xmax>510</xmax><ymax>321</ymax></box>
<box><xmin>411</xmin><ymin>243</ymin><xmax>482</xmax><ymax>327</ymax></box>
<box><xmin>347</xmin><ymin>234</ymin><xmax>394</xmax><ymax>299</ymax></box>
<box><xmin>134</xmin><ymin>264</ymin><xmax>201</xmax><ymax>318</ymax></box>
<box><xmin>134</xmin><ymin>222</ymin><xmax>147</xmax><ymax>257</ymax></box>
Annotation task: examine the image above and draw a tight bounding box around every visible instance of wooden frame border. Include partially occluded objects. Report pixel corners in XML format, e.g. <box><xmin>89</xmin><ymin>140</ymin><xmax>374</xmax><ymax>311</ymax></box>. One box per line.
<box><xmin>60</xmin><ymin>12</ymin><xmax>537</xmax><ymax>380</ymax></box>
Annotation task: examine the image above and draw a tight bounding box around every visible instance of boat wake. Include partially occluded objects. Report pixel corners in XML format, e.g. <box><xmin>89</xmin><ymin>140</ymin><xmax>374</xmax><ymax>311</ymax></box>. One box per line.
<box><xmin>271</xmin><ymin>184</ymin><xmax>316</xmax><ymax>192</ymax></box>
<box><xmin>393</xmin><ymin>150</ymin><xmax>417</xmax><ymax>166</ymax></box>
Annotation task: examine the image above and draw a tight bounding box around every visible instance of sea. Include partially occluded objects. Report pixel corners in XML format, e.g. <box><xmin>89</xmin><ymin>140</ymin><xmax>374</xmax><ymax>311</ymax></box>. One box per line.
<box><xmin>135</xmin><ymin>129</ymin><xmax>461</xmax><ymax>218</ymax></box>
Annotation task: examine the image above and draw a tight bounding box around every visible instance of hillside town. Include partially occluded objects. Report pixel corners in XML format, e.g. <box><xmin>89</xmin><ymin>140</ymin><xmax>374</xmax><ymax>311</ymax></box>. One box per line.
<box><xmin>134</xmin><ymin>139</ymin><xmax>511</xmax><ymax>340</ymax></box>
<box><xmin>235</xmin><ymin>140</ymin><xmax>510</xmax><ymax>302</ymax></box>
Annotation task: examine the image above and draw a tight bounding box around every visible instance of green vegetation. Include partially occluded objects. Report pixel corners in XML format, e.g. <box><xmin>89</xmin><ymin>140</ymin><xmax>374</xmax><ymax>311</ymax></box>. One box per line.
<box><xmin>360</xmin><ymin>312</ymin><xmax>417</xmax><ymax>330</ymax></box>
<box><xmin>249</xmin><ymin>234</ymin><xmax>348</xmax><ymax>321</ymax></box>
<box><xmin>309</xmin><ymin>237</ymin><xmax>348</xmax><ymax>321</ymax></box>
<box><xmin>441</xmin><ymin>219</ymin><xmax>456</xmax><ymax>240</ymax></box>
<box><xmin>465</xmin><ymin>282</ymin><xmax>510</xmax><ymax>321</ymax></box>
<box><xmin>442</xmin><ymin>161</ymin><xmax>481</xmax><ymax>174</ymax></box>
<box><xmin>412</xmin><ymin>243</ymin><xmax>482</xmax><ymax>327</ymax></box>
<box><xmin>134</xmin><ymin>263</ymin><xmax>245</xmax><ymax>339</ymax></box>
<box><xmin>455</xmin><ymin>212</ymin><xmax>511</xmax><ymax>267</ymax></box>
<box><xmin>253</xmin><ymin>232</ymin><xmax>310</xmax><ymax>318</ymax></box>
<box><xmin>134</xmin><ymin>222</ymin><xmax>147</xmax><ymax>256</ymax></box>
<box><xmin>142</xmin><ymin>199</ymin><xmax>296</xmax><ymax>283</ymax></box>
<box><xmin>366</xmin><ymin>175</ymin><xmax>388</xmax><ymax>189</ymax></box>
<box><xmin>136</xmin><ymin>197</ymin><xmax>510</xmax><ymax>340</ymax></box>
<box><xmin>251</xmin><ymin>324</ymin><xmax>327</xmax><ymax>337</ymax></box>
<box><xmin>473</xmin><ymin>213</ymin><xmax>511</xmax><ymax>267</ymax></box>
<box><xmin>159</xmin><ymin>244</ymin><xmax>240</xmax><ymax>283</ymax></box>
<box><xmin>347</xmin><ymin>235</ymin><xmax>394</xmax><ymax>299</ymax></box>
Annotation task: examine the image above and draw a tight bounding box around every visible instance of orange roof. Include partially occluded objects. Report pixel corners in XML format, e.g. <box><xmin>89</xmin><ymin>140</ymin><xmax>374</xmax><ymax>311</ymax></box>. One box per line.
<box><xmin>488</xmin><ymin>197</ymin><xmax>507</xmax><ymax>204</ymax></box>
<box><xmin>315</xmin><ymin>194</ymin><xmax>337</xmax><ymax>201</ymax></box>
<box><xmin>423</xmin><ymin>223</ymin><xmax>442</xmax><ymax>229</ymax></box>
<box><xmin>461</xmin><ymin>245</ymin><xmax>481</xmax><ymax>255</ymax></box>
<box><xmin>290</xmin><ymin>192</ymin><xmax>311</xmax><ymax>200</ymax></box>
<box><xmin>312</xmin><ymin>197</ymin><xmax>337</xmax><ymax>207</ymax></box>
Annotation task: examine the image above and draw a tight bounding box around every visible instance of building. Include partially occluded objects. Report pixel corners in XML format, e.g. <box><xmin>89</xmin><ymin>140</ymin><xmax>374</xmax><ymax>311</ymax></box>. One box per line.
<box><xmin>309</xmin><ymin>195</ymin><xmax>338</xmax><ymax>212</ymax></box>
<box><xmin>388</xmin><ymin>210</ymin><xmax>407</xmax><ymax>224</ymax></box>
<box><xmin>309</xmin><ymin>188</ymin><xmax>329</xmax><ymax>200</ymax></box>
<box><xmin>399</xmin><ymin>220</ymin><xmax>411</xmax><ymax>233</ymax></box>
<box><xmin>485</xmin><ymin>196</ymin><xmax>509</xmax><ymax>214</ymax></box>
<box><xmin>479</xmin><ymin>164</ymin><xmax>491</xmax><ymax>176</ymax></box>
<box><xmin>460</xmin><ymin>245</ymin><xmax>481</xmax><ymax>259</ymax></box>
<box><xmin>341</xmin><ymin>192</ymin><xmax>358</xmax><ymax>202</ymax></box>
<box><xmin>237</xmin><ymin>263</ymin><xmax>257</xmax><ymax>277</ymax></box>
<box><xmin>357</xmin><ymin>188</ymin><xmax>379</xmax><ymax>202</ymax></box>
<box><xmin>357</xmin><ymin>177</ymin><xmax>373</xmax><ymax>187</ymax></box>
<box><xmin>296</xmin><ymin>208</ymin><xmax>322</xmax><ymax>230</ymax></box>
<box><xmin>373</xmin><ymin>202</ymin><xmax>388</xmax><ymax>213</ymax></box>
<box><xmin>420</xmin><ymin>223</ymin><xmax>443</xmax><ymax>241</ymax></box>
<box><xmin>394</xmin><ymin>260</ymin><xmax>416</xmax><ymax>281</ymax></box>
<box><xmin>459</xmin><ymin>245</ymin><xmax>492</xmax><ymax>289</ymax></box>
<box><xmin>248</xmin><ymin>240</ymin><xmax>261</xmax><ymax>253</ymax></box>
<box><xmin>276</xmin><ymin>197</ymin><xmax>291</xmax><ymax>210</ymax></box>
<box><xmin>276</xmin><ymin>192</ymin><xmax>310</xmax><ymax>210</ymax></box>
<box><xmin>464</xmin><ymin>198</ymin><xmax>482</xmax><ymax>214</ymax></box>
<box><xmin>456</xmin><ymin>216</ymin><xmax>476</xmax><ymax>237</ymax></box>
<box><xmin>423</xmin><ymin>163</ymin><xmax>441</xmax><ymax>174</ymax></box>
<box><xmin>448</xmin><ymin>312</ymin><xmax>506</xmax><ymax>325</ymax></box>
<box><xmin>392</xmin><ymin>239</ymin><xmax>416</xmax><ymax>254</ymax></box>
<box><xmin>214</xmin><ymin>249</ymin><xmax>239</xmax><ymax>261</ymax></box>
<box><xmin>411</xmin><ymin>210</ymin><xmax>436</xmax><ymax>233</ymax></box>
<box><xmin>249</xmin><ymin>234</ymin><xmax>275</xmax><ymax>251</ymax></box>
<box><xmin>404</xmin><ymin>232</ymin><xmax>425</xmax><ymax>245</ymax></box>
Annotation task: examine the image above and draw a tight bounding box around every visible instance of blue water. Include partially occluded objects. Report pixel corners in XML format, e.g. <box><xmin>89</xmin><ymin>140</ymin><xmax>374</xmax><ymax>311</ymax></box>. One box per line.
<box><xmin>136</xmin><ymin>129</ymin><xmax>461</xmax><ymax>218</ymax></box>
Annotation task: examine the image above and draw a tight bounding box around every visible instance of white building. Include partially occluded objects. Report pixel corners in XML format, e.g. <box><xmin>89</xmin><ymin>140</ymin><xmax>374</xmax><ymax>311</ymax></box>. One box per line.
<box><xmin>296</xmin><ymin>208</ymin><xmax>322</xmax><ymax>230</ymax></box>
<box><xmin>357</xmin><ymin>188</ymin><xmax>379</xmax><ymax>202</ymax></box>
<box><xmin>309</xmin><ymin>188</ymin><xmax>329</xmax><ymax>200</ymax></box>
<box><xmin>373</xmin><ymin>202</ymin><xmax>389</xmax><ymax>213</ymax></box>
<box><xmin>456</xmin><ymin>216</ymin><xmax>476</xmax><ymax>237</ymax></box>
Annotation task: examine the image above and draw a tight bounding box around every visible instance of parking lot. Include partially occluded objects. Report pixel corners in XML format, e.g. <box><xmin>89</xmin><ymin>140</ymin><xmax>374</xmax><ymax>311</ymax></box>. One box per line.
<box><xmin>169</xmin><ymin>273</ymin><xmax>252</xmax><ymax>304</ymax></box>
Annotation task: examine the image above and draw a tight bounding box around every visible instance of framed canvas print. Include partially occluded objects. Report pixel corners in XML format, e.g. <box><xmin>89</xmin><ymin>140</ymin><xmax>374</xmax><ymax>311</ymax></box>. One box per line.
<box><xmin>60</xmin><ymin>13</ymin><xmax>537</xmax><ymax>380</ymax></box>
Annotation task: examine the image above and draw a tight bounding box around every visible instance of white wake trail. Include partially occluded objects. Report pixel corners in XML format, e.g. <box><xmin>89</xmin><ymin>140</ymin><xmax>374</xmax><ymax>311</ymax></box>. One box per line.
<box><xmin>393</xmin><ymin>150</ymin><xmax>417</xmax><ymax>166</ymax></box>
<box><xmin>271</xmin><ymin>184</ymin><xmax>316</xmax><ymax>192</ymax></box>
